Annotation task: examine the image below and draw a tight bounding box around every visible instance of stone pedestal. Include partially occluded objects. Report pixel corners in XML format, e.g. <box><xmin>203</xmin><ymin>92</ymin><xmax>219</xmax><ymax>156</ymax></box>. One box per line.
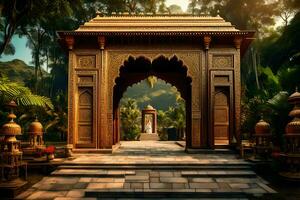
<box><xmin>139</xmin><ymin>133</ymin><xmax>160</xmax><ymax>141</ymax></box>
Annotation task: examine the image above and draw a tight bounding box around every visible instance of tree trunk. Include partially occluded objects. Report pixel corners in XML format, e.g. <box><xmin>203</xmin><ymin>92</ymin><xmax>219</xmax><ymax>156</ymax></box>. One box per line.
<box><xmin>252</xmin><ymin>48</ymin><xmax>260</xmax><ymax>90</ymax></box>
<box><xmin>0</xmin><ymin>23</ymin><xmax>15</xmax><ymax>56</ymax></box>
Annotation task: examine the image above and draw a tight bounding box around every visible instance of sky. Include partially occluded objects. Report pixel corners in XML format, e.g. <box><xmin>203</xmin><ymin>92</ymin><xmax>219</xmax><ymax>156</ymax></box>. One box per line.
<box><xmin>0</xmin><ymin>0</ymin><xmax>189</xmax><ymax>67</ymax></box>
<box><xmin>166</xmin><ymin>0</ymin><xmax>189</xmax><ymax>12</ymax></box>
<box><xmin>0</xmin><ymin>35</ymin><xmax>32</xmax><ymax>65</ymax></box>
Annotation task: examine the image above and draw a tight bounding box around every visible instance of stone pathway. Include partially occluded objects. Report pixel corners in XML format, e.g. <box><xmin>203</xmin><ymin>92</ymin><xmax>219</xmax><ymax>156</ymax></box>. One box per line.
<box><xmin>16</xmin><ymin>141</ymin><xmax>277</xmax><ymax>199</ymax></box>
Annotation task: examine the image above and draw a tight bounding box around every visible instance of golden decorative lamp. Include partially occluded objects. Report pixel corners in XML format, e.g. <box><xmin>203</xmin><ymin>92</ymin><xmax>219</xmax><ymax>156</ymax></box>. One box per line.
<box><xmin>280</xmin><ymin>88</ymin><xmax>300</xmax><ymax>179</ymax></box>
<box><xmin>0</xmin><ymin>101</ymin><xmax>27</xmax><ymax>181</ymax></box>
<box><xmin>28</xmin><ymin>117</ymin><xmax>44</xmax><ymax>147</ymax></box>
<box><xmin>253</xmin><ymin>117</ymin><xmax>272</xmax><ymax>159</ymax></box>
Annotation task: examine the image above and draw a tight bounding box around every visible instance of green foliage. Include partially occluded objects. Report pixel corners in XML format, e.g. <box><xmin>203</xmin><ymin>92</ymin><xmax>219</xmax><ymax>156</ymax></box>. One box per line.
<box><xmin>188</xmin><ymin>0</ymin><xmax>281</xmax><ymax>34</ymax></box>
<box><xmin>120</xmin><ymin>98</ymin><xmax>141</xmax><ymax>140</ymax></box>
<box><xmin>156</xmin><ymin>98</ymin><xmax>186</xmax><ymax>140</ymax></box>
<box><xmin>260</xmin><ymin>12</ymin><xmax>300</xmax><ymax>71</ymax></box>
<box><xmin>0</xmin><ymin>75</ymin><xmax>53</xmax><ymax>109</ymax></box>
<box><xmin>258</xmin><ymin>66</ymin><xmax>281</xmax><ymax>96</ymax></box>
<box><xmin>264</xmin><ymin>92</ymin><xmax>291</xmax><ymax>148</ymax></box>
<box><xmin>123</xmin><ymin>79</ymin><xmax>180</xmax><ymax>111</ymax></box>
<box><xmin>241</xmin><ymin>96</ymin><xmax>265</xmax><ymax>138</ymax></box>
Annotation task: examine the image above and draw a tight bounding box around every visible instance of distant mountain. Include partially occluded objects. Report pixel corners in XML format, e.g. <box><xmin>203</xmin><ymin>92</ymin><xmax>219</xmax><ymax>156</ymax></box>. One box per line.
<box><xmin>0</xmin><ymin>59</ymin><xmax>35</xmax><ymax>83</ymax></box>
<box><xmin>122</xmin><ymin>79</ymin><xmax>182</xmax><ymax>111</ymax></box>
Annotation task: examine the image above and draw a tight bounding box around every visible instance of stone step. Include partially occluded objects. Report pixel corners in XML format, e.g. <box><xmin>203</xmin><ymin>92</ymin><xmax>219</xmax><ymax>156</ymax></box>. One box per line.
<box><xmin>55</xmin><ymin>198</ymin><xmax>250</xmax><ymax>200</ymax></box>
<box><xmin>51</xmin><ymin>168</ymin><xmax>256</xmax><ymax>178</ymax></box>
<box><xmin>61</xmin><ymin>162</ymin><xmax>252</xmax><ymax>167</ymax></box>
<box><xmin>181</xmin><ymin>170</ymin><xmax>257</xmax><ymax>178</ymax></box>
<box><xmin>57</xmin><ymin>164</ymin><xmax>252</xmax><ymax>170</ymax></box>
<box><xmin>84</xmin><ymin>189</ymin><xmax>273</xmax><ymax>199</ymax></box>
<box><xmin>51</xmin><ymin>169</ymin><xmax>136</xmax><ymax>177</ymax></box>
<box><xmin>185</xmin><ymin>148</ymin><xmax>236</xmax><ymax>154</ymax></box>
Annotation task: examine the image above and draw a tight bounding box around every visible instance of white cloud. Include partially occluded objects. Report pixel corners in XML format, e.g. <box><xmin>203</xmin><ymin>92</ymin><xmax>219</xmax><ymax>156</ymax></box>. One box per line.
<box><xmin>165</xmin><ymin>0</ymin><xmax>189</xmax><ymax>12</ymax></box>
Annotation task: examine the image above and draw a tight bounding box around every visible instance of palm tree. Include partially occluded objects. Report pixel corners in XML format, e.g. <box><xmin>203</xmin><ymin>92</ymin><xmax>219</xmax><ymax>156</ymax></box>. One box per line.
<box><xmin>0</xmin><ymin>75</ymin><xmax>53</xmax><ymax>109</ymax></box>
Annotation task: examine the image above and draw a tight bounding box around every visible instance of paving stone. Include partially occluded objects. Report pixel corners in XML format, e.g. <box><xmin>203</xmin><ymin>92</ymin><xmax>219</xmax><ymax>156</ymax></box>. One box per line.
<box><xmin>189</xmin><ymin>183</ymin><xmax>219</xmax><ymax>189</ymax></box>
<box><xmin>243</xmin><ymin>188</ymin><xmax>267</xmax><ymax>194</ymax></box>
<box><xmin>73</xmin><ymin>182</ymin><xmax>88</xmax><ymax>189</ymax></box>
<box><xmin>113</xmin><ymin>178</ymin><xmax>125</xmax><ymax>183</ymax></box>
<box><xmin>123</xmin><ymin>183</ymin><xmax>131</xmax><ymax>189</ymax></box>
<box><xmin>26</xmin><ymin>191</ymin><xmax>68</xmax><ymax>199</ymax></box>
<box><xmin>91</xmin><ymin>178</ymin><xmax>114</xmax><ymax>182</ymax></box>
<box><xmin>159</xmin><ymin>172</ymin><xmax>174</xmax><ymax>177</ymax></box>
<box><xmin>50</xmin><ymin>184</ymin><xmax>74</xmax><ymax>191</ymax></box>
<box><xmin>130</xmin><ymin>183</ymin><xmax>144</xmax><ymax>189</ymax></box>
<box><xmin>125</xmin><ymin>175</ymin><xmax>149</xmax><ymax>182</ymax></box>
<box><xmin>191</xmin><ymin>178</ymin><xmax>214</xmax><ymax>183</ymax></box>
<box><xmin>212</xmin><ymin>188</ymin><xmax>242</xmax><ymax>193</ymax></box>
<box><xmin>143</xmin><ymin>183</ymin><xmax>150</xmax><ymax>189</ymax></box>
<box><xmin>37</xmin><ymin>184</ymin><xmax>55</xmax><ymax>190</ymax></box>
<box><xmin>160</xmin><ymin>177</ymin><xmax>188</xmax><ymax>183</ymax></box>
<box><xmin>54</xmin><ymin>169</ymin><xmax>107</xmax><ymax>175</ymax></box>
<box><xmin>106</xmin><ymin>170</ymin><xmax>124</xmax><ymax>175</ymax></box>
<box><xmin>149</xmin><ymin>171</ymin><xmax>160</xmax><ymax>177</ymax></box>
<box><xmin>215</xmin><ymin>178</ymin><xmax>256</xmax><ymax>183</ymax></box>
<box><xmin>181</xmin><ymin>171</ymin><xmax>197</xmax><ymax>175</ymax></box>
<box><xmin>150</xmin><ymin>177</ymin><xmax>160</xmax><ymax>182</ymax></box>
<box><xmin>150</xmin><ymin>182</ymin><xmax>172</xmax><ymax>189</ymax></box>
<box><xmin>218</xmin><ymin>182</ymin><xmax>231</xmax><ymax>189</ymax></box>
<box><xmin>87</xmin><ymin>183</ymin><xmax>106</xmax><ymax>189</ymax></box>
<box><xmin>106</xmin><ymin>182</ymin><xmax>124</xmax><ymax>189</ymax></box>
<box><xmin>207</xmin><ymin>170</ymin><xmax>227</xmax><ymax>175</ymax></box>
<box><xmin>172</xmin><ymin>183</ymin><xmax>187</xmax><ymax>189</ymax></box>
<box><xmin>15</xmin><ymin>188</ymin><xmax>35</xmax><ymax>199</ymax></box>
<box><xmin>256</xmin><ymin>182</ymin><xmax>277</xmax><ymax>193</ymax></box>
<box><xmin>66</xmin><ymin>189</ymin><xmax>85</xmax><ymax>197</ymax></box>
<box><xmin>79</xmin><ymin>178</ymin><xmax>92</xmax><ymax>182</ymax></box>
<box><xmin>49</xmin><ymin>177</ymin><xmax>79</xmax><ymax>184</ymax></box>
<box><xmin>229</xmin><ymin>183</ymin><xmax>250</xmax><ymax>189</ymax></box>
<box><xmin>173</xmin><ymin>172</ymin><xmax>181</xmax><ymax>177</ymax></box>
<box><xmin>195</xmin><ymin>189</ymin><xmax>212</xmax><ymax>192</ymax></box>
<box><xmin>17</xmin><ymin>141</ymin><xmax>277</xmax><ymax>199</ymax></box>
<box><xmin>135</xmin><ymin>171</ymin><xmax>150</xmax><ymax>176</ymax></box>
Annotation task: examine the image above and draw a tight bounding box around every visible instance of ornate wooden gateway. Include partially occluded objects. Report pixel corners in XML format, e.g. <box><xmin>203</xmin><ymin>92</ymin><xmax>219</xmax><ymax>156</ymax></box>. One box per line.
<box><xmin>58</xmin><ymin>13</ymin><xmax>254</xmax><ymax>152</ymax></box>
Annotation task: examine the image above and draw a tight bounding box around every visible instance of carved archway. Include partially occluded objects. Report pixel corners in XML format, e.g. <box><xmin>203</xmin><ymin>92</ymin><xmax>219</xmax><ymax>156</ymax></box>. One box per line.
<box><xmin>112</xmin><ymin>55</ymin><xmax>192</xmax><ymax>148</ymax></box>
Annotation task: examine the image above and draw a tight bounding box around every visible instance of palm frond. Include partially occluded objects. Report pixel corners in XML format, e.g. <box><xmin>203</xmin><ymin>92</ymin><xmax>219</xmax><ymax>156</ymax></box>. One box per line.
<box><xmin>0</xmin><ymin>76</ymin><xmax>54</xmax><ymax>109</ymax></box>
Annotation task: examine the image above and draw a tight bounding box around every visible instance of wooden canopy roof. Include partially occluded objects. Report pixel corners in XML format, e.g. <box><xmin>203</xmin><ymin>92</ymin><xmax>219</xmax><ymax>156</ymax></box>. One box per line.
<box><xmin>58</xmin><ymin>14</ymin><xmax>255</xmax><ymax>54</ymax></box>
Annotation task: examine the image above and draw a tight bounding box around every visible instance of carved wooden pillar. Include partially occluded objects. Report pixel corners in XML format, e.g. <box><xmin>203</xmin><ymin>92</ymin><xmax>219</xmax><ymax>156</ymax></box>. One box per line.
<box><xmin>66</xmin><ymin>36</ymin><xmax>75</xmax><ymax>147</ymax></box>
<box><xmin>234</xmin><ymin>36</ymin><xmax>242</xmax><ymax>146</ymax></box>
<box><xmin>99</xmin><ymin>36</ymin><xmax>105</xmax><ymax>148</ymax></box>
<box><xmin>204</xmin><ymin>35</ymin><xmax>212</xmax><ymax>148</ymax></box>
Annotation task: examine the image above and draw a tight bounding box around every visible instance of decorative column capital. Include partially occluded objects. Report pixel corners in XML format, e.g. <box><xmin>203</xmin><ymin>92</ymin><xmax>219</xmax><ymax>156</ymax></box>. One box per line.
<box><xmin>203</xmin><ymin>35</ymin><xmax>211</xmax><ymax>50</ymax></box>
<box><xmin>65</xmin><ymin>36</ymin><xmax>74</xmax><ymax>50</ymax></box>
<box><xmin>234</xmin><ymin>36</ymin><xmax>243</xmax><ymax>49</ymax></box>
<box><xmin>98</xmin><ymin>36</ymin><xmax>105</xmax><ymax>50</ymax></box>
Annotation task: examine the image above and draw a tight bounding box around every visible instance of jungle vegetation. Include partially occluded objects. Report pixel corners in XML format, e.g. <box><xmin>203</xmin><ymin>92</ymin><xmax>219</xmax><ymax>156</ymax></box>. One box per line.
<box><xmin>0</xmin><ymin>0</ymin><xmax>299</xmax><ymax>145</ymax></box>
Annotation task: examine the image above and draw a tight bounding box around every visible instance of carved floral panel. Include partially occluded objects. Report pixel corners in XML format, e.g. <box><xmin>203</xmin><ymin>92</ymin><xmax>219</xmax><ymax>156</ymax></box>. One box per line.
<box><xmin>212</xmin><ymin>55</ymin><xmax>233</xmax><ymax>68</ymax></box>
<box><xmin>77</xmin><ymin>55</ymin><xmax>96</xmax><ymax>68</ymax></box>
